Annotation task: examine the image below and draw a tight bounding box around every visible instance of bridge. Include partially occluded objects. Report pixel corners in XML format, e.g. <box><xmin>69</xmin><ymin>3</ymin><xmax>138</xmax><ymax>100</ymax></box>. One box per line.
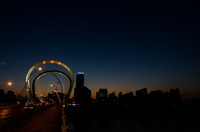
<box><xmin>1</xmin><ymin>60</ymin><xmax>200</xmax><ymax>132</ymax></box>
<box><xmin>0</xmin><ymin>60</ymin><xmax>74</xmax><ymax>132</ymax></box>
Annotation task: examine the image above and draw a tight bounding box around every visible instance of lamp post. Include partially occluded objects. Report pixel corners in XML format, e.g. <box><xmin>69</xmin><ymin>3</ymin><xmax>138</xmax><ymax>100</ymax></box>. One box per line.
<box><xmin>38</xmin><ymin>67</ymin><xmax>42</xmax><ymax>71</ymax></box>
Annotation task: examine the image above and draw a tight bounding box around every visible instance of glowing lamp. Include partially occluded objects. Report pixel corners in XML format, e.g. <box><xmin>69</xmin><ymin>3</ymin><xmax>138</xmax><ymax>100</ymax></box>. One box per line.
<box><xmin>7</xmin><ymin>82</ymin><xmax>12</xmax><ymax>86</ymax></box>
<box><xmin>38</xmin><ymin>67</ymin><xmax>42</xmax><ymax>71</ymax></box>
<box><xmin>50</xmin><ymin>60</ymin><xmax>54</xmax><ymax>63</ymax></box>
<box><xmin>58</xmin><ymin>62</ymin><xmax>62</xmax><ymax>65</ymax></box>
<box><xmin>42</xmin><ymin>61</ymin><xmax>46</xmax><ymax>64</ymax></box>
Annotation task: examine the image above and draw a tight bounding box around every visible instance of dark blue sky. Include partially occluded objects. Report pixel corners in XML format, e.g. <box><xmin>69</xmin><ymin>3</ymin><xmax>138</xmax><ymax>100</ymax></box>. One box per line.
<box><xmin>0</xmin><ymin>1</ymin><xmax>199</xmax><ymax>98</ymax></box>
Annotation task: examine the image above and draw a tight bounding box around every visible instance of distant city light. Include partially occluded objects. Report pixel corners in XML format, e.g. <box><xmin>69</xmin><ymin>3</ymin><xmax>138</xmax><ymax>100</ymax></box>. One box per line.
<box><xmin>69</xmin><ymin>103</ymin><xmax>80</xmax><ymax>106</ymax></box>
<box><xmin>42</xmin><ymin>61</ymin><xmax>46</xmax><ymax>64</ymax></box>
<box><xmin>38</xmin><ymin>67</ymin><xmax>42</xmax><ymax>71</ymax></box>
<box><xmin>7</xmin><ymin>82</ymin><xmax>12</xmax><ymax>86</ymax></box>
<box><xmin>54</xmin><ymin>89</ymin><xmax>58</xmax><ymax>93</ymax></box>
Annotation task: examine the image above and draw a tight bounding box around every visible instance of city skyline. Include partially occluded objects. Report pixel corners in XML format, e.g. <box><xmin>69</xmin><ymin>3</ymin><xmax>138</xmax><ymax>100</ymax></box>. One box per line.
<box><xmin>0</xmin><ymin>70</ymin><xmax>196</xmax><ymax>100</ymax></box>
<box><xmin>0</xmin><ymin>1</ymin><xmax>199</xmax><ymax>99</ymax></box>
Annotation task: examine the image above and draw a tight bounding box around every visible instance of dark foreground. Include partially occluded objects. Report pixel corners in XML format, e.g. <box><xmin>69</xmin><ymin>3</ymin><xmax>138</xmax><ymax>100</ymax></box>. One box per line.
<box><xmin>67</xmin><ymin>106</ymin><xmax>200</xmax><ymax>132</ymax></box>
<box><xmin>1</xmin><ymin>104</ymin><xmax>62</xmax><ymax>132</ymax></box>
<box><xmin>1</xmin><ymin>105</ymin><xmax>200</xmax><ymax>132</ymax></box>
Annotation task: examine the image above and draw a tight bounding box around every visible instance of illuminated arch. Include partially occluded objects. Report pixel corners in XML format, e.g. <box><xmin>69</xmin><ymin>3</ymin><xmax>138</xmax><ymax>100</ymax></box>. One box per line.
<box><xmin>26</xmin><ymin>60</ymin><xmax>74</xmax><ymax>103</ymax></box>
<box><xmin>32</xmin><ymin>70</ymin><xmax>72</xmax><ymax>103</ymax></box>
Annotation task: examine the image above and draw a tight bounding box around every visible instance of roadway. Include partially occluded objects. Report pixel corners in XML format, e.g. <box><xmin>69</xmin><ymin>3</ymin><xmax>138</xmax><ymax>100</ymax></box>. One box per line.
<box><xmin>1</xmin><ymin>104</ymin><xmax>62</xmax><ymax>132</ymax></box>
<box><xmin>0</xmin><ymin>103</ymin><xmax>25</xmax><ymax>120</ymax></box>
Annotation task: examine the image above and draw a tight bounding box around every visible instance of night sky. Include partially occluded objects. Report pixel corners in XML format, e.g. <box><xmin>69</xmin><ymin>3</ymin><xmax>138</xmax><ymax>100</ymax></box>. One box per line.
<box><xmin>0</xmin><ymin>1</ymin><xmax>199</xmax><ymax>99</ymax></box>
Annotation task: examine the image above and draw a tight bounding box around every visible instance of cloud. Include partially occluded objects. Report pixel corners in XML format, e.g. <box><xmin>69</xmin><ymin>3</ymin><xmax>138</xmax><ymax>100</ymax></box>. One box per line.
<box><xmin>0</xmin><ymin>62</ymin><xmax>7</xmax><ymax>65</ymax></box>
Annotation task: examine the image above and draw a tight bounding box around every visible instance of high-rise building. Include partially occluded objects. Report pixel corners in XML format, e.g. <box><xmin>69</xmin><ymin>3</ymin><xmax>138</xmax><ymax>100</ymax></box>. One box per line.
<box><xmin>123</xmin><ymin>92</ymin><xmax>134</xmax><ymax>106</ymax></box>
<box><xmin>0</xmin><ymin>89</ymin><xmax>6</xmax><ymax>102</ymax></box>
<box><xmin>74</xmin><ymin>72</ymin><xmax>91</xmax><ymax>106</ymax></box>
<box><xmin>136</xmin><ymin>88</ymin><xmax>148</xmax><ymax>105</ymax></box>
<box><xmin>162</xmin><ymin>92</ymin><xmax>169</xmax><ymax>104</ymax></box>
<box><xmin>76</xmin><ymin>72</ymin><xmax>84</xmax><ymax>88</ymax></box>
<box><xmin>74</xmin><ymin>72</ymin><xmax>84</xmax><ymax>104</ymax></box>
<box><xmin>170</xmin><ymin>88</ymin><xmax>181</xmax><ymax>104</ymax></box>
<box><xmin>99</xmin><ymin>89</ymin><xmax>108</xmax><ymax>102</ymax></box>
<box><xmin>118</xmin><ymin>92</ymin><xmax>122</xmax><ymax>98</ymax></box>
<box><xmin>109</xmin><ymin>92</ymin><xmax>116</xmax><ymax>102</ymax></box>
<box><xmin>96</xmin><ymin>92</ymin><xmax>100</xmax><ymax>100</ymax></box>
<box><xmin>150</xmin><ymin>90</ymin><xmax>163</xmax><ymax>105</ymax></box>
<box><xmin>136</xmin><ymin>88</ymin><xmax>147</xmax><ymax>97</ymax></box>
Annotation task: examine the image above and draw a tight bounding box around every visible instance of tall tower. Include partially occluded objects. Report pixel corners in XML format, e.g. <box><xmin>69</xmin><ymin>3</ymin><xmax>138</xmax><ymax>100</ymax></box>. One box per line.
<box><xmin>76</xmin><ymin>72</ymin><xmax>84</xmax><ymax>88</ymax></box>
<box><xmin>74</xmin><ymin>72</ymin><xmax>91</xmax><ymax>106</ymax></box>
<box><xmin>74</xmin><ymin>72</ymin><xmax>84</xmax><ymax>104</ymax></box>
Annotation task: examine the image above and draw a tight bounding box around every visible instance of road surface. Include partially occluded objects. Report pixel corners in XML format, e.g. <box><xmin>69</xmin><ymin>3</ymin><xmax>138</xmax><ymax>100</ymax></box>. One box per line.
<box><xmin>1</xmin><ymin>104</ymin><xmax>62</xmax><ymax>132</ymax></box>
<box><xmin>0</xmin><ymin>103</ymin><xmax>25</xmax><ymax>120</ymax></box>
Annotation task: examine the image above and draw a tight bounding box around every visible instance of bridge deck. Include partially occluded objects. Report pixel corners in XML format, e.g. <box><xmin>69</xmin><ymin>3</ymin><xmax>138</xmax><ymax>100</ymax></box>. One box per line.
<box><xmin>1</xmin><ymin>104</ymin><xmax>62</xmax><ymax>132</ymax></box>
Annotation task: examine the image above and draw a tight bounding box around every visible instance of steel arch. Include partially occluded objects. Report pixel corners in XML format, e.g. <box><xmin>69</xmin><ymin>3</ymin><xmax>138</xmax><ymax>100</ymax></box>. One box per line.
<box><xmin>26</xmin><ymin>60</ymin><xmax>74</xmax><ymax>103</ymax></box>
<box><xmin>32</xmin><ymin>70</ymin><xmax>72</xmax><ymax>104</ymax></box>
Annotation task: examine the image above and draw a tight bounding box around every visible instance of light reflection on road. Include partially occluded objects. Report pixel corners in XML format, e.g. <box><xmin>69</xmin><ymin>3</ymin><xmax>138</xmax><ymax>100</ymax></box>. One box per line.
<box><xmin>0</xmin><ymin>103</ymin><xmax>25</xmax><ymax>120</ymax></box>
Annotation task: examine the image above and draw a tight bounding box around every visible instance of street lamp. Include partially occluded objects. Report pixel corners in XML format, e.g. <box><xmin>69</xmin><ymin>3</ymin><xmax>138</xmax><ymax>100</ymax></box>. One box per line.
<box><xmin>38</xmin><ymin>67</ymin><xmax>42</xmax><ymax>71</ymax></box>
<box><xmin>7</xmin><ymin>82</ymin><xmax>12</xmax><ymax>86</ymax></box>
<box><xmin>37</xmin><ymin>67</ymin><xmax>63</xmax><ymax>92</ymax></box>
<box><xmin>50</xmin><ymin>84</ymin><xmax>61</xmax><ymax>91</ymax></box>
<box><xmin>37</xmin><ymin>67</ymin><xmax>64</xmax><ymax>103</ymax></box>
<box><xmin>0</xmin><ymin>81</ymin><xmax>13</xmax><ymax>88</ymax></box>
